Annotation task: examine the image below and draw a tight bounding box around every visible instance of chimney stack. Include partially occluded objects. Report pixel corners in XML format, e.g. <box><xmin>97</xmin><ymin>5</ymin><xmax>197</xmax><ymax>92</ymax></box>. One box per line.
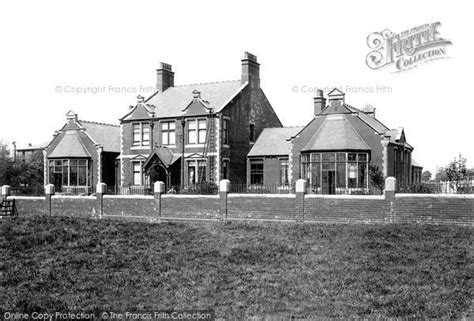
<box><xmin>156</xmin><ymin>62</ymin><xmax>174</xmax><ymax>92</ymax></box>
<box><xmin>362</xmin><ymin>104</ymin><xmax>376</xmax><ymax>118</ymax></box>
<box><xmin>241</xmin><ymin>52</ymin><xmax>260</xmax><ymax>88</ymax></box>
<box><xmin>313</xmin><ymin>89</ymin><xmax>326</xmax><ymax>115</ymax></box>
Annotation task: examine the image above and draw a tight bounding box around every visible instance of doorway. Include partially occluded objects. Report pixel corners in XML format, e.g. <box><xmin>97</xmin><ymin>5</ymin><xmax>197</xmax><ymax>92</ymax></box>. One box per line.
<box><xmin>322</xmin><ymin>170</ymin><xmax>336</xmax><ymax>194</ymax></box>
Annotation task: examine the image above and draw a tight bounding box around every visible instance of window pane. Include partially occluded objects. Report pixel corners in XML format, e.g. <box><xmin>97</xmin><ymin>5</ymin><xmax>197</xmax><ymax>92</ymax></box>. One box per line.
<box><xmin>322</xmin><ymin>162</ymin><xmax>335</xmax><ymax>170</ymax></box>
<box><xmin>322</xmin><ymin>153</ymin><xmax>335</xmax><ymax>162</ymax></box>
<box><xmin>188</xmin><ymin>130</ymin><xmax>197</xmax><ymax>144</ymax></box>
<box><xmin>162</xmin><ymin>122</ymin><xmax>169</xmax><ymax>130</ymax></box>
<box><xmin>336</xmin><ymin>153</ymin><xmax>346</xmax><ymax>162</ymax></box>
<box><xmin>70</xmin><ymin>165</ymin><xmax>78</xmax><ymax>186</ymax></box>
<box><xmin>169</xmin><ymin>132</ymin><xmax>176</xmax><ymax>145</ymax></box>
<box><xmin>78</xmin><ymin>166</ymin><xmax>87</xmax><ymax>186</ymax></box>
<box><xmin>311</xmin><ymin>153</ymin><xmax>321</xmax><ymax>162</ymax></box>
<box><xmin>336</xmin><ymin>163</ymin><xmax>346</xmax><ymax>187</ymax></box>
<box><xmin>358</xmin><ymin>163</ymin><xmax>366</xmax><ymax>187</ymax></box>
<box><xmin>198</xmin><ymin>119</ymin><xmax>206</xmax><ymax>129</ymax></box>
<box><xmin>188</xmin><ymin>161</ymin><xmax>196</xmax><ymax>185</ymax></box>
<box><xmin>133</xmin><ymin>124</ymin><xmax>141</xmax><ymax>145</ymax></box>
<box><xmin>348</xmin><ymin>163</ymin><xmax>357</xmax><ymax>187</ymax></box>
<box><xmin>169</xmin><ymin>122</ymin><xmax>175</xmax><ymax>130</ymax></box>
<box><xmin>188</xmin><ymin>121</ymin><xmax>196</xmax><ymax>130</ymax></box>
<box><xmin>348</xmin><ymin>153</ymin><xmax>357</xmax><ymax>161</ymax></box>
<box><xmin>198</xmin><ymin>160</ymin><xmax>206</xmax><ymax>183</ymax></box>
<box><xmin>162</xmin><ymin>132</ymin><xmax>169</xmax><ymax>145</ymax></box>
<box><xmin>142</xmin><ymin>124</ymin><xmax>150</xmax><ymax>146</ymax></box>
<box><xmin>198</xmin><ymin>129</ymin><xmax>206</xmax><ymax>144</ymax></box>
<box><xmin>358</xmin><ymin>154</ymin><xmax>367</xmax><ymax>162</ymax></box>
<box><xmin>311</xmin><ymin>163</ymin><xmax>320</xmax><ymax>187</ymax></box>
<box><xmin>78</xmin><ymin>159</ymin><xmax>86</xmax><ymax>166</ymax></box>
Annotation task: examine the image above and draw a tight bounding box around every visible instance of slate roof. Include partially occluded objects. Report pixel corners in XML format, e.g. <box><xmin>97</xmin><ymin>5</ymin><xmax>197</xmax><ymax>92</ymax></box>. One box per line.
<box><xmin>80</xmin><ymin>121</ymin><xmax>120</xmax><ymax>153</ymax></box>
<box><xmin>48</xmin><ymin>131</ymin><xmax>91</xmax><ymax>158</ymax></box>
<box><xmin>248</xmin><ymin>127</ymin><xmax>304</xmax><ymax>156</ymax></box>
<box><xmin>122</xmin><ymin>80</ymin><xmax>248</xmax><ymax>120</ymax></box>
<box><xmin>301</xmin><ymin>115</ymin><xmax>370</xmax><ymax>152</ymax></box>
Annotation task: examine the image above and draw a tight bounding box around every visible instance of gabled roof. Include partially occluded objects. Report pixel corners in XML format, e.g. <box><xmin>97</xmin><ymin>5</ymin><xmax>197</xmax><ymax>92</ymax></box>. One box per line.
<box><xmin>80</xmin><ymin>120</ymin><xmax>120</xmax><ymax>153</ymax></box>
<box><xmin>143</xmin><ymin>146</ymin><xmax>180</xmax><ymax>169</ymax></box>
<box><xmin>122</xmin><ymin>80</ymin><xmax>247</xmax><ymax>121</ymax></box>
<box><xmin>301</xmin><ymin>115</ymin><xmax>370</xmax><ymax>152</ymax></box>
<box><xmin>49</xmin><ymin>131</ymin><xmax>91</xmax><ymax>158</ymax></box>
<box><xmin>248</xmin><ymin>127</ymin><xmax>304</xmax><ymax>157</ymax></box>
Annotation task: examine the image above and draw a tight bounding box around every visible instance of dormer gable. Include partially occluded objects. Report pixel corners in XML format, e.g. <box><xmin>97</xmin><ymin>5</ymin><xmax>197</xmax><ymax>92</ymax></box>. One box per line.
<box><xmin>182</xmin><ymin>90</ymin><xmax>212</xmax><ymax>115</ymax></box>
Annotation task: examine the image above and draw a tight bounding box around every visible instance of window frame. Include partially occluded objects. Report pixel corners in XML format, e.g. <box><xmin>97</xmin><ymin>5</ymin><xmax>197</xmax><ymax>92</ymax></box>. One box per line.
<box><xmin>131</xmin><ymin>122</ymin><xmax>150</xmax><ymax>147</ymax></box>
<box><xmin>161</xmin><ymin>120</ymin><xmax>176</xmax><ymax>146</ymax></box>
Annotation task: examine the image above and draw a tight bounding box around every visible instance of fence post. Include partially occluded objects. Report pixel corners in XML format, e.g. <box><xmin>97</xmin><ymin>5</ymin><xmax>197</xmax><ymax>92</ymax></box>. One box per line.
<box><xmin>1</xmin><ymin>185</ymin><xmax>10</xmax><ymax>201</ymax></box>
<box><xmin>154</xmin><ymin>181</ymin><xmax>165</xmax><ymax>219</ymax></box>
<box><xmin>44</xmin><ymin>184</ymin><xmax>55</xmax><ymax>216</ymax></box>
<box><xmin>219</xmin><ymin>180</ymin><xmax>230</xmax><ymax>221</ymax></box>
<box><xmin>295</xmin><ymin>179</ymin><xmax>306</xmax><ymax>223</ymax></box>
<box><xmin>384</xmin><ymin>177</ymin><xmax>397</xmax><ymax>223</ymax></box>
<box><xmin>96</xmin><ymin>183</ymin><xmax>107</xmax><ymax>218</ymax></box>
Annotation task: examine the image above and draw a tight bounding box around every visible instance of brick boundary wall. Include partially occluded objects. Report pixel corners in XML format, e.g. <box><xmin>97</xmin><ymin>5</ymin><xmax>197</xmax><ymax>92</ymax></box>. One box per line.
<box><xmin>1</xmin><ymin>179</ymin><xmax>473</xmax><ymax>226</ymax></box>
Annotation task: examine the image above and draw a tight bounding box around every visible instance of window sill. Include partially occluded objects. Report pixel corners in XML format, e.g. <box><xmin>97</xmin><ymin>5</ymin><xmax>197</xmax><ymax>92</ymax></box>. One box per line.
<box><xmin>185</xmin><ymin>144</ymin><xmax>205</xmax><ymax>148</ymax></box>
<box><xmin>131</xmin><ymin>146</ymin><xmax>151</xmax><ymax>150</ymax></box>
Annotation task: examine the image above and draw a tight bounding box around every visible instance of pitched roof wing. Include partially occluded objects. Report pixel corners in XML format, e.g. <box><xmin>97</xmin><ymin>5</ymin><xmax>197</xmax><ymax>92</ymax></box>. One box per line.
<box><xmin>248</xmin><ymin>127</ymin><xmax>304</xmax><ymax>156</ymax></box>
<box><xmin>80</xmin><ymin>121</ymin><xmax>120</xmax><ymax>153</ymax></box>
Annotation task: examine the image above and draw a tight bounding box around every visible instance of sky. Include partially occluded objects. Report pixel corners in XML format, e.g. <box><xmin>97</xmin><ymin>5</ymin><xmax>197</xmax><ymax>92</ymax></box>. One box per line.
<box><xmin>0</xmin><ymin>0</ymin><xmax>472</xmax><ymax>174</ymax></box>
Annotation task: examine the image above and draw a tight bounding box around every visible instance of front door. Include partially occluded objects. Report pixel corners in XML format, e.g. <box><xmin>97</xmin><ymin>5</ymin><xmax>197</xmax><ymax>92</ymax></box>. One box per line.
<box><xmin>322</xmin><ymin>170</ymin><xmax>336</xmax><ymax>194</ymax></box>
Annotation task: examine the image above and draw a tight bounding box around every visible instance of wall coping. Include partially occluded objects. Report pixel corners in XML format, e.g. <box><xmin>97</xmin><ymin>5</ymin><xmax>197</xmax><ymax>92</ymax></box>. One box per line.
<box><xmin>229</xmin><ymin>193</ymin><xmax>295</xmax><ymax>198</ymax></box>
<box><xmin>104</xmin><ymin>195</ymin><xmax>154</xmax><ymax>200</ymax></box>
<box><xmin>8</xmin><ymin>196</ymin><xmax>45</xmax><ymax>200</ymax></box>
<box><xmin>161</xmin><ymin>194</ymin><xmax>219</xmax><ymax>199</ymax></box>
<box><xmin>305</xmin><ymin>194</ymin><xmax>385</xmax><ymax>200</ymax></box>
<box><xmin>396</xmin><ymin>193</ymin><xmax>474</xmax><ymax>199</ymax></box>
<box><xmin>52</xmin><ymin>195</ymin><xmax>96</xmax><ymax>200</ymax></box>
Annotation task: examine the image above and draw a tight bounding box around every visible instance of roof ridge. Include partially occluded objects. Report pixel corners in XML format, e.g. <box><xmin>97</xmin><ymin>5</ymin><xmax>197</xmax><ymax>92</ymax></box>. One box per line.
<box><xmin>173</xmin><ymin>79</ymin><xmax>241</xmax><ymax>88</ymax></box>
<box><xmin>344</xmin><ymin>103</ymin><xmax>364</xmax><ymax>113</ymax></box>
<box><xmin>79</xmin><ymin>120</ymin><xmax>119</xmax><ymax>127</ymax></box>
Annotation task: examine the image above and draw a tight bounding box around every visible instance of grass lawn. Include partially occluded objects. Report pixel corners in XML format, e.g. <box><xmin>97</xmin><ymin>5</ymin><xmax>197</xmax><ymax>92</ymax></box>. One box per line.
<box><xmin>1</xmin><ymin>216</ymin><xmax>472</xmax><ymax>319</ymax></box>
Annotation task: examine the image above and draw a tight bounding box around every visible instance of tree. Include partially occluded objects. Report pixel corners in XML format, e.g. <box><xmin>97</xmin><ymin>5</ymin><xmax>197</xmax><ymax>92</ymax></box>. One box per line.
<box><xmin>0</xmin><ymin>140</ymin><xmax>44</xmax><ymax>194</ymax></box>
<box><xmin>445</xmin><ymin>154</ymin><xmax>471</xmax><ymax>194</ymax></box>
<box><xmin>434</xmin><ymin>167</ymin><xmax>448</xmax><ymax>182</ymax></box>
<box><xmin>421</xmin><ymin>170</ymin><xmax>432</xmax><ymax>181</ymax></box>
<box><xmin>369</xmin><ymin>164</ymin><xmax>385</xmax><ymax>193</ymax></box>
